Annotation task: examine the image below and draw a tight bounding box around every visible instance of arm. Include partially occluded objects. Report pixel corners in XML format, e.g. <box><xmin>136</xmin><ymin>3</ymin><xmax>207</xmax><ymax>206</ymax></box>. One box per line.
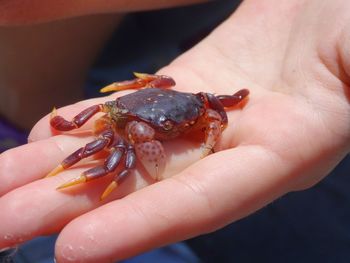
<box><xmin>0</xmin><ymin>0</ymin><xmax>207</xmax><ymax>25</ymax></box>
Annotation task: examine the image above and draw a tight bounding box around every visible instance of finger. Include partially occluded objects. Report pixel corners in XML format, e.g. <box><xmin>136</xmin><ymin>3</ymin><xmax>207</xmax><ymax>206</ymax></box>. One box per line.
<box><xmin>0</xmin><ymin>165</ymin><xmax>144</xmax><ymax>249</ymax></box>
<box><xmin>0</xmin><ymin>138</ymin><xmax>201</xmax><ymax>249</ymax></box>
<box><xmin>0</xmin><ymin>135</ymin><xmax>94</xmax><ymax>196</ymax></box>
<box><xmin>54</xmin><ymin>145</ymin><xmax>294</xmax><ymax>263</ymax></box>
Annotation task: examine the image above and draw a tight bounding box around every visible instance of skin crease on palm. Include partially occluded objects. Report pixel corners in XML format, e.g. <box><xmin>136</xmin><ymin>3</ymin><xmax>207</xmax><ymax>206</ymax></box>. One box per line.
<box><xmin>0</xmin><ymin>0</ymin><xmax>349</xmax><ymax>262</ymax></box>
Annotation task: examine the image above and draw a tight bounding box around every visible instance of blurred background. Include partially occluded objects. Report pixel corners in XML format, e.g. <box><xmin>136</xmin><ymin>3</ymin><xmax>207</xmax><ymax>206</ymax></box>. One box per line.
<box><xmin>0</xmin><ymin>0</ymin><xmax>349</xmax><ymax>262</ymax></box>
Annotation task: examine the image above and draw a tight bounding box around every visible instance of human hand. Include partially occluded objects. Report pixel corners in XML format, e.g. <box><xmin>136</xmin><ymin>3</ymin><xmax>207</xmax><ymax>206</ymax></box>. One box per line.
<box><xmin>0</xmin><ymin>0</ymin><xmax>350</xmax><ymax>262</ymax></box>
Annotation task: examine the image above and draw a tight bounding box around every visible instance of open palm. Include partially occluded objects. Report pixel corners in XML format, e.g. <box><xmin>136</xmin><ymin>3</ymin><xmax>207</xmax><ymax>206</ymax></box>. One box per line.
<box><xmin>0</xmin><ymin>1</ymin><xmax>349</xmax><ymax>262</ymax></box>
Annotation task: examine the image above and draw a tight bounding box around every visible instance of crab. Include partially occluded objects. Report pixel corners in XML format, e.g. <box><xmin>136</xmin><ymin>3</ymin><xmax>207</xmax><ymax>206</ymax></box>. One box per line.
<box><xmin>47</xmin><ymin>73</ymin><xmax>249</xmax><ymax>200</ymax></box>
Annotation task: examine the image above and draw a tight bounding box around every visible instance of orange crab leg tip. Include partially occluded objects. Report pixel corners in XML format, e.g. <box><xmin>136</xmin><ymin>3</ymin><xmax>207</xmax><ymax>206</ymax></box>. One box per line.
<box><xmin>45</xmin><ymin>164</ymin><xmax>64</xmax><ymax>178</ymax></box>
<box><xmin>56</xmin><ymin>175</ymin><xmax>87</xmax><ymax>190</ymax></box>
<box><xmin>100</xmin><ymin>181</ymin><xmax>118</xmax><ymax>201</ymax></box>
<box><xmin>100</xmin><ymin>83</ymin><xmax>118</xmax><ymax>93</ymax></box>
<box><xmin>50</xmin><ymin>107</ymin><xmax>57</xmax><ymax>119</ymax></box>
<box><xmin>133</xmin><ymin>72</ymin><xmax>151</xmax><ymax>79</ymax></box>
<box><xmin>200</xmin><ymin>145</ymin><xmax>214</xmax><ymax>159</ymax></box>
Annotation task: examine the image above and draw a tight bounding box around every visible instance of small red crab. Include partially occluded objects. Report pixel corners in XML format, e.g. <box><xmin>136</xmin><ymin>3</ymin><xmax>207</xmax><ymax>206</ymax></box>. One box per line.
<box><xmin>47</xmin><ymin>73</ymin><xmax>249</xmax><ymax>200</ymax></box>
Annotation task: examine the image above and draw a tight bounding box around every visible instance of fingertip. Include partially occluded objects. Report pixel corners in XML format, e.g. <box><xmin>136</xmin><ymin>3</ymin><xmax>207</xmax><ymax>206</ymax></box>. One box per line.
<box><xmin>28</xmin><ymin>114</ymin><xmax>52</xmax><ymax>142</ymax></box>
<box><xmin>55</xmin><ymin>205</ymin><xmax>123</xmax><ymax>263</ymax></box>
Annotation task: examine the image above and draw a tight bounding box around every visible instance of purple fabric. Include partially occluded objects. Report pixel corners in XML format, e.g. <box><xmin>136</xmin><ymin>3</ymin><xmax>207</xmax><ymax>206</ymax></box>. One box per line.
<box><xmin>0</xmin><ymin>119</ymin><xmax>27</xmax><ymax>153</ymax></box>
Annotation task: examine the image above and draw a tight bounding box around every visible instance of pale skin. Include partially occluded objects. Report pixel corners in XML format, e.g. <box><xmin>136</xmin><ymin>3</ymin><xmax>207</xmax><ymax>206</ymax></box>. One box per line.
<box><xmin>0</xmin><ymin>0</ymin><xmax>350</xmax><ymax>262</ymax></box>
<box><xmin>0</xmin><ymin>14</ymin><xmax>121</xmax><ymax>130</ymax></box>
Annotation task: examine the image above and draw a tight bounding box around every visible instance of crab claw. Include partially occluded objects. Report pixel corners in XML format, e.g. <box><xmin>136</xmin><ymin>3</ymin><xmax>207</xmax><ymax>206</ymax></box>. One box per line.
<box><xmin>135</xmin><ymin>140</ymin><xmax>166</xmax><ymax>181</ymax></box>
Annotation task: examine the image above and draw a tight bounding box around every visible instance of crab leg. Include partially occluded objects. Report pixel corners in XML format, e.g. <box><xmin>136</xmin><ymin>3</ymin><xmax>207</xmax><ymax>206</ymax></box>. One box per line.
<box><xmin>200</xmin><ymin>88</ymin><xmax>249</xmax><ymax>130</ymax></box>
<box><xmin>199</xmin><ymin>89</ymin><xmax>249</xmax><ymax>157</ymax></box>
<box><xmin>100</xmin><ymin>72</ymin><xmax>176</xmax><ymax>93</ymax></box>
<box><xmin>46</xmin><ymin>129</ymin><xmax>115</xmax><ymax>177</ymax></box>
<box><xmin>51</xmin><ymin>104</ymin><xmax>106</xmax><ymax>131</ymax></box>
<box><xmin>55</xmin><ymin>133</ymin><xmax>137</xmax><ymax>200</ymax></box>
<box><xmin>56</xmin><ymin>146</ymin><xmax>125</xmax><ymax>189</ymax></box>
<box><xmin>205</xmin><ymin>93</ymin><xmax>228</xmax><ymax>127</ymax></box>
<box><xmin>202</xmin><ymin>109</ymin><xmax>223</xmax><ymax>158</ymax></box>
<box><xmin>100</xmin><ymin>145</ymin><xmax>137</xmax><ymax>200</ymax></box>
<box><xmin>216</xmin><ymin>89</ymin><xmax>249</xmax><ymax>107</ymax></box>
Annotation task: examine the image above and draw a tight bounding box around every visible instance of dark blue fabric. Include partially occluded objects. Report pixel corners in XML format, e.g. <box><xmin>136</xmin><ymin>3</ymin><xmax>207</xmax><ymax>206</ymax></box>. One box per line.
<box><xmin>187</xmin><ymin>155</ymin><xmax>350</xmax><ymax>263</ymax></box>
<box><xmin>9</xmin><ymin>236</ymin><xmax>199</xmax><ymax>263</ymax></box>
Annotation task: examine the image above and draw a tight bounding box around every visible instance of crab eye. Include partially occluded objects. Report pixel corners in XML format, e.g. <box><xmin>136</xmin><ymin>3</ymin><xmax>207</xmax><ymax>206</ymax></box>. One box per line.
<box><xmin>162</xmin><ymin>120</ymin><xmax>174</xmax><ymax>131</ymax></box>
